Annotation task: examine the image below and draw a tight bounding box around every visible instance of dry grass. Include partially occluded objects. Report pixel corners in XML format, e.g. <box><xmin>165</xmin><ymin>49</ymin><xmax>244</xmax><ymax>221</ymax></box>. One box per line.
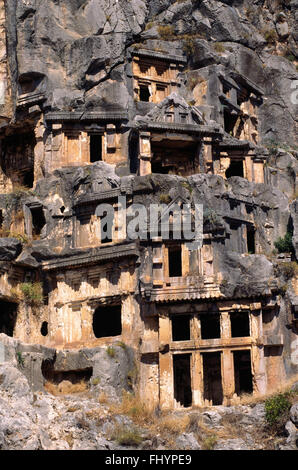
<box><xmin>216</xmin><ymin>413</ymin><xmax>245</xmax><ymax>440</ymax></box>
<box><xmin>44</xmin><ymin>380</ymin><xmax>88</xmax><ymax>396</ymax></box>
<box><xmin>99</xmin><ymin>391</ymin><xmax>108</xmax><ymax>404</ymax></box>
<box><xmin>110</xmin><ymin>423</ymin><xmax>143</xmax><ymax>447</ymax></box>
<box><xmin>109</xmin><ymin>391</ymin><xmax>194</xmax><ymax>448</ymax></box>
<box><xmin>85</xmin><ymin>408</ymin><xmax>106</xmax><ymax>428</ymax></box>
<box><xmin>156</xmin><ymin>414</ymin><xmax>190</xmax><ymax>435</ymax></box>
<box><xmin>201</xmin><ymin>434</ymin><xmax>218</xmax><ymax>450</ymax></box>
<box><xmin>62</xmin><ymin>432</ymin><xmax>74</xmax><ymax>449</ymax></box>
<box><xmin>157</xmin><ymin>25</ymin><xmax>175</xmax><ymax>40</ymax></box>
<box><xmin>67</xmin><ymin>405</ymin><xmax>80</xmax><ymax>413</ymax></box>
<box><xmin>239</xmin><ymin>374</ymin><xmax>298</xmax><ymax>406</ymax></box>
<box><xmin>109</xmin><ymin>391</ymin><xmax>155</xmax><ymax>425</ymax></box>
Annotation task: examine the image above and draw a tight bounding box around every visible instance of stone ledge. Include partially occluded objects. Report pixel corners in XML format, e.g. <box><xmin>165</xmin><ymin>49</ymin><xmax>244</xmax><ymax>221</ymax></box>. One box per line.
<box><xmin>41</xmin><ymin>243</ymin><xmax>139</xmax><ymax>271</ymax></box>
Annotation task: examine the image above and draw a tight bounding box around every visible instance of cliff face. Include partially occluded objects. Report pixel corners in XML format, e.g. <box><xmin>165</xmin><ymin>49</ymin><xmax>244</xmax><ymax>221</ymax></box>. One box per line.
<box><xmin>0</xmin><ymin>0</ymin><xmax>297</xmax><ymax>449</ymax></box>
<box><xmin>2</xmin><ymin>0</ymin><xmax>297</xmax><ymax>144</ymax></box>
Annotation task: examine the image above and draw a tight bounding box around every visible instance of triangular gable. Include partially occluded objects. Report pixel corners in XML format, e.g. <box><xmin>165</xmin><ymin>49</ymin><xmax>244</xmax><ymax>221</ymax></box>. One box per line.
<box><xmin>135</xmin><ymin>92</ymin><xmax>205</xmax><ymax>126</ymax></box>
<box><xmin>157</xmin><ymin>194</ymin><xmax>191</xmax><ymax>225</ymax></box>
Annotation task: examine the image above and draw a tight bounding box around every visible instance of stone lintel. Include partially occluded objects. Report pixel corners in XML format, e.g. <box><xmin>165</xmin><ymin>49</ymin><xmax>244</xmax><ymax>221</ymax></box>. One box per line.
<box><xmin>73</xmin><ymin>188</ymin><xmax>122</xmax><ymax>207</ymax></box>
<box><xmin>136</xmin><ymin>121</ymin><xmax>222</xmax><ymax>136</ymax></box>
<box><xmin>45</xmin><ymin>111</ymin><xmax>129</xmax><ymax>123</ymax></box>
<box><xmin>170</xmin><ymin>337</ymin><xmax>253</xmax><ymax>351</ymax></box>
<box><xmin>41</xmin><ymin>243</ymin><xmax>139</xmax><ymax>271</ymax></box>
<box><xmin>230</xmin><ymin>71</ymin><xmax>264</xmax><ymax>96</ymax></box>
<box><xmin>131</xmin><ymin>48</ymin><xmax>187</xmax><ymax>65</ymax></box>
<box><xmin>17</xmin><ymin>92</ymin><xmax>46</xmax><ymax>107</ymax></box>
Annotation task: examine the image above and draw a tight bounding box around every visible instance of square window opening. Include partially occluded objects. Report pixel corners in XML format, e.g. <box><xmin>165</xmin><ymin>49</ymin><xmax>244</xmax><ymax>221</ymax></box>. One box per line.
<box><xmin>201</xmin><ymin>313</ymin><xmax>221</xmax><ymax>340</ymax></box>
<box><xmin>231</xmin><ymin>311</ymin><xmax>250</xmax><ymax>338</ymax></box>
<box><xmin>168</xmin><ymin>246</ymin><xmax>182</xmax><ymax>278</ymax></box>
<box><xmin>172</xmin><ymin>315</ymin><xmax>191</xmax><ymax>341</ymax></box>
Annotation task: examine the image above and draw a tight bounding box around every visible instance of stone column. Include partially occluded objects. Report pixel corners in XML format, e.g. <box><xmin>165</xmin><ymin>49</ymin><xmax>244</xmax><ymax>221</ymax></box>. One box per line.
<box><xmin>192</xmin><ymin>350</ymin><xmax>204</xmax><ymax>406</ymax></box>
<box><xmin>181</xmin><ymin>244</ymin><xmax>190</xmax><ymax>277</ymax></box>
<box><xmin>220</xmin><ymin>311</ymin><xmax>231</xmax><ymax>339</ymax></box>
<box><xmin>244</xmin><ymin>155</ymin><xmax>253</xmax><ymax>182</ymax></box>
<box><xmin>81</xmin><ymin>302</ymin><xmax>93</xmax><ymax>341</ymax></box>
<box><xmin>222</xmin><ymin>350</ymin><xmax>235</xmax><ymax>404</ymax></box>
<box><xmin>139</xmin><ymin>131</ymin><xmax>151</xmax><ymax>176</ymax></box>
<box><xmin>203</xmin><ymin>142</ymin><xmax>213</xmax><ymax>173</ymax></box>
<box><xmin>34</xmin><ymin>118</ymin><xmax>45</xmax><ymax>184</ymax></box>
<box><xmin>106</xmin><ymin>124</ymin><xmax>116</xmax><ymax>157</ymax></box>
<box><xmin>253</xmin><ymin>159</ymin><xmax>265</xmax><ymax>184</ymax></box>
<box><xmin>159</xmin><ymin>315</ymin><xmax>173</xmax><ymax>409</ymax></box>
<box><xmin>251</xmin><ymin>309</ymin><xmax>266</xmax><ymax>395</ymax></box>
<box><xmin>220</xmin><ymin>311</ymin><xmax>235</xmax><ymax>403</ymax></box>
<box><xmin>81</xmin><ymin>131</ymin><xmax>89</xmax><ymax>164</ymax></box>
<box><xmin>191</xmin><ymin>315</ymin><xmax>203</xmax><ymax>406</ymax></box>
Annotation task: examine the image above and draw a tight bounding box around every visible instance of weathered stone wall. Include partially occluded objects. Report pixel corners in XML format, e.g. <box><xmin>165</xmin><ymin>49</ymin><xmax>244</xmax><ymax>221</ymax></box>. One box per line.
<box><xmin>0</xmin><ymin>0</ymin><xmax>296</xmax><ymax>410</ymax></box>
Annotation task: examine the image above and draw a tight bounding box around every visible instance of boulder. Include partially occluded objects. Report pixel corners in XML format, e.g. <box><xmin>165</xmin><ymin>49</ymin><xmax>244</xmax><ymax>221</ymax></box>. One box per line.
<box><xmin>290</xmin><ymin>403</ymin><xmax>298</xmax><ymax>426</ymax></box>
<box><xmin>214</xmin><ymin>438</ymin><xmax>250</xmax><ymax>450</ymax></box>
<box><xmin>0</xmin><ymin>238</ymin><xmax>22</xmax><ymax>261</ymax></box>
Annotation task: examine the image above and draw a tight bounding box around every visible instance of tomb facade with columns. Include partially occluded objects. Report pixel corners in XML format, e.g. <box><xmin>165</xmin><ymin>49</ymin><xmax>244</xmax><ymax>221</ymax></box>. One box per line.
<box><xmin>0</xmin><ymin>38</ymin><xmax>297</xmax><ymax>409</ymax></box>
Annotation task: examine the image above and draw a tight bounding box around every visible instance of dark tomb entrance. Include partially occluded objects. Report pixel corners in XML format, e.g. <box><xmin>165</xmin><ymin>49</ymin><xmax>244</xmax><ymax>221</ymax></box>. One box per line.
<box><xmin>172</xmin><ymin>315</ymin><xmax>191</xmax><ymax>341</ymax></box>
<box><xmin>203</xmin><ymin>352</ymin><xmax>223</xmax><ymax>405</ymax></box>
<box><xmin>233</xmin><ymin>350</ymin><xmax>253</xmax><ymax>395</ymax></box>
<box><xmin>173</xmin><ymin>354</ymin><xmax>192</xmax><ymax>407</ymax></box>
<box><xmin>93</xmin><ymin>305</ymin><xmax>122</xmax><ymax>338</ymax></box>
<box><xmin>90</xmin><ymin>135</ymin><xmax>102</xmax><ymax>162</ymax></box>
<box><xmin>0</xmin><ymin>300</ymin><xmax>18</xmax><ymax>336</ymax></box>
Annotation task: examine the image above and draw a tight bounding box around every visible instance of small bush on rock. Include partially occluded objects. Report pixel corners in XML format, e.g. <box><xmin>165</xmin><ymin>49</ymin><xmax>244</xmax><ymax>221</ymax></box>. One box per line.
<box><xmin>274</xmin><ymin>232</ymin><xmax>294</xmax><ymax>254</ymax></box>
<box><xmin>265</xmin><ymin>393</ymin><xmax>291</xmax><ymax>434</ymax></box>
<box><xmin>278</xmin><ymin>262</ymin><xmax>298</xmax><ymax>280</ymax></box>
<box><xmin>106</xmin><ymin>346</ymin><xmax>116</xmax><ymax>358</ymax></box>
<box><xmin>20</xmin><ymin>282</ymin><xmax>44</xmax><ymax>306</ymax></box>
<box><xmin>158</xmin><ymin>25</ymin><xmax>175</xmax><ymax>40</ymax></box>
<box><xmin>111</xmin><ymin>424</ymin><xmax>143</xmax><ymax>447</ymax></box>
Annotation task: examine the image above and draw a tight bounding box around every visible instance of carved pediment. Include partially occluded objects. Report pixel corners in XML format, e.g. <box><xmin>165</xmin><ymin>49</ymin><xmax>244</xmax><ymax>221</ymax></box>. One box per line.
<box><xmin>135</xmin><ymin>92</ymin><xmax>205</xmax><ymax>127</ymax></box>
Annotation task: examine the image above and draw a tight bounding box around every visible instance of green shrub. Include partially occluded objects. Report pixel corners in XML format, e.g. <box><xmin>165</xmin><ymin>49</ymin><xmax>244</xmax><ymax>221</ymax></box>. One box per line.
<box><xmin>279</xmin><ymin>284</ymin><xmax>288</xmax><ymax>296</ymax></box>
<box><xmin>183</xmin><ymin>37</ymin><xmax>196</xmax><ymax>56</ymax></box>
<box><xmin>278</xmin><ymin>262</ymin><xmax>298</xmax><ymax>280</ymax></box>
<box><xmin>203</xmin><ymin>208</ymin><xmax>220</xmax><ymax>228</ymax></box>
<box><xmin>111</xmin><ymin>424</ymin><xmax>143</xmax><ymax>447</ymax></box>
<box><xmin>16</xmin><ymin>351</ymin><xmax>25</xmax><ymax>368</ymax></box>
<box><xmin>181</xmin><ymin>181</ymin><xmax>193</xmax><ymax>194</ymax></box>
<box><xmin>213</xmin><ymin>42</ymin><xmax>225</xmax><ymax>53</ymax></box>
<box><xmin>202</xmin><ymin>435</ymin><xmax>217</xmax><ymax>450</ymax></box>
<box><xmin>265</xmin><ymin>393</ymin><xmax>291</xmax><ymax>433</ymax></box>
<box><xmin>285</xmin><ymin>53</ymin><xmax>296</xmax><ymax>63</ymax></box>
<box><xmin>106</xmin><ymin>346</ymin><xmax>116</xmax><ymax>358</ymax></box>
<box><xmin>145</xmin><ymin>21</ymin><xmax>154</xmax><ymax>31</ymax></box>
<box><xmin>159</xmin><ymin>193</ymin><xmax>171</xmax><ymax>204</ymax></box>
<box><xmin>20</xmin><ymin>282</ymin><xmax>44</xmax><ymax>306</ymax></box>
<box><xmin>127</xmin><ymin>367</ymin><xmax>138</xmax><ymax>388</ymax></box>
<box><xmin>157</xmin><ymin>25</ymin><xmax>175</xmax><ymax>40</ymax></box>
<box><xmin>91</xmin><ymin>377</ymin><xmax>101</xmax><ymax>386</ymax></box>
<box><xmin>263</xmin><ymin>29</ymin><xmax>278</xmax><ymax>44</ymax></box>
<box><xmin>274</xmin><ymin>232</ymin><xmax>294</xmax><ymax>254</ymax></box>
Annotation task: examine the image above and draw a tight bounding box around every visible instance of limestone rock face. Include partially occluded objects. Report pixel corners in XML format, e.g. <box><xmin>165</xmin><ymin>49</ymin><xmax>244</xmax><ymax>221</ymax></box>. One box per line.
<box><xmin>2</xmin><ymin>0</ymin><xmax>296</xmax><ymax>145</ymax></box>
<box><xmin>0</xmin><ymin>238</ymin><xmax>22</xmax><ymax>260</ymax></box>
<box><xmin>0</xmin><ymin>0</ymin><xmax>297</xmax><ymax>450</ymax></box>
<box><xmin>290</xmin><ymin>403</ymin><xmax>298</xmax><ymax>426</ymax></box>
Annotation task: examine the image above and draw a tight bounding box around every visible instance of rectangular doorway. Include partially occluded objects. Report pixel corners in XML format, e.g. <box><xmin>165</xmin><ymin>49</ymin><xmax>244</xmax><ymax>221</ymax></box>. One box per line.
<box><xmin>233</xmin><ymin>350</ymin><xmax>253</xmax><ymax>396</ymax></box>
<box><xmin>0</xmin><ymin>300</ymin><xmax>18</xmax><ymax>337</ymax></box>
<box><xmin>90</xmin><ymin>134</ymin><xmax>102</xmax><ymax>162</ymax></box>
<box><xmin>173</xmin><ymin>354</ymin><xmax>192</xmax><ymax>408</ymax></box>
<box><xmin>203</xmin><ymin>352</ymin><xmax>223</xmax><ymax>405</ymax></box>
